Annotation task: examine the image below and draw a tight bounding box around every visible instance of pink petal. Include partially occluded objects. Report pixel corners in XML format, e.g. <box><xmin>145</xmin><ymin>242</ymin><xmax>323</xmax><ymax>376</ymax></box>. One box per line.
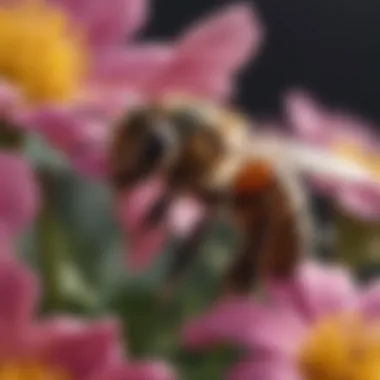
<box><xmin>0</xmin><ymin>153</ymin><xmax>39</xmax><ymax>234</ymax></box>
<box><xmin>0</xmin><ymin>81</ymin><xmax>21</xmax><ymax>119</ymax></box>
<box><xmin>360</xmin><ymin>280</ymin><xmax>380</xmax><ymax>320</ymax></box>
<box><xmin>116</xmin><ymin>185</ymin><xmax>208</xmax><ymax>273</ymax></box>
<box><xmin>92</xmin><ymin>45</ymin><xmax>174</xmax><ymax>89</ymax></box>
<box><xmin>288</xmin><ymin>262</ymin><xmax>357</xmax><ymax>320</ymax></box>
<box><xmin>0</xmin><ymin>225</ymin><xmax>13</xmax><ymax>258</ymax></box>
<box><xmin>338</xmin><ymin>185</ymin><xmax>380</xmax><ymax>220</ymax></box>
<box><xmin>177</xmin><ymin>3</ymin><xmax>262</xmax><ymax>73</ymax></box>
<box><xmin>30</xmin><ymin>106</ymin><xmax>109</xmax><ymax>178</ymax></box>
<box><xmin>67</xmin><ymin>120</ymin><xmax>109</xmax><ymax>178</ymax></box>
<box><xmin>29</xmin><ymin>106</ymin><xmax>86</xmax><ymax>151</ymax></box>
<box><xmin>45</xmin><ymin>319</ymin><xmax>121</xmax><ymax>380</ymax></box>
<box><xmin>37</xmin><ymin>316</ymin><xmax>88</xmax><ymax>336</ymax></box>
<box><xmin>150</xmin><ymin>3</ymin><xmax>262</xmax><ymax>100</ymax></box>
<box><xmin>307</xmin><ymin>175</ymin><xmax>342</xmax><ymax>195</ymax></box>
<box><xmin>53</xmin><ymin>0</ymin><xmax>148</xmax><ymax>46</ymax></box>
<box><xmin>125</xmin><ymin>225</ymin><xmax>166</xmax><ymax>272</ymax></box>
<box><xmin>226</xmin><ymin>357</ymin><xmax>300</xmax><ymax>380</ymax></box>
<box><xmin>116</xmin><ymin>178</ymin><xmax>170</xmax><ymax>272</ymax></box>
<box><xmin>80</xmin><ymin>87</ymin><xmax>142</xmax><ymax>120</ymax></box>
<box><xmin>150</xmin><ymin>59</ymin><xmax>233</xmax><ymax>101</ymax></box>
<box><xmin>93</xmin><ymin>361</ymin><xmax>175</xmax><ymax>380</ymax></box>
<box><xmin>326</xmin><ymin>113</ymin><xmax>380</xmax><ymax>153</ymax></box>
<box><xmin>0</xmin><ymin>258</ymin><xmax>38</xmax><ymax>330</ymax></box>
<box><xmin>115</xmin><ymin>178</ymin><xmax>165</xmax><ymax>232</ymax></box>
<box><xmin>284</xmin><ymin>90</ymin><xmax>330</xmax><ymax>145</ymax></box>
<box><xmin>168</xmin><ymin>196</ymin><xmax>207</xmax><ymax>237</ymax></box>
<box><xmin>181</xmin><ymin>296</ymin><xmax>305</xmax><ymax>353</ymax></box>
<box><xmin>69</xmin><ymin>146</ymin><xmax>108</xmax><ymax>179</ymax></box>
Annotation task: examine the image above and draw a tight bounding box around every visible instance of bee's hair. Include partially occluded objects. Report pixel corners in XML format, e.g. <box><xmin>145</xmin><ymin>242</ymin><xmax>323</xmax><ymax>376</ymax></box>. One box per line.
<box><xmin>222</xmin><ymin>160</ymin><xmax>313</xmax><ymax>293</ymax></box>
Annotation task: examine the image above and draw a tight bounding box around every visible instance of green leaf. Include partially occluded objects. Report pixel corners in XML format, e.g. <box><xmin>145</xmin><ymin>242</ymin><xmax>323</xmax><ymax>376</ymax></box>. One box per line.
<box><xmin>335</xmin><ymin>209</ymin><xmax>380</xmax><ymax>273</ymax></box>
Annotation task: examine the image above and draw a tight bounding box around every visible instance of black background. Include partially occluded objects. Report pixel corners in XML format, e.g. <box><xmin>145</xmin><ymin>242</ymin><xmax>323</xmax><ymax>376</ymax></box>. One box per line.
<box><xmin>145</xmin><ymin>0</ymin><xmax>380</xmax><ymax>124</ymax></box>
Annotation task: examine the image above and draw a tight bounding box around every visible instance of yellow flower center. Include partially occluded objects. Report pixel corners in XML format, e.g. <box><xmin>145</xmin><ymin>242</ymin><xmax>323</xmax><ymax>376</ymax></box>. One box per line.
<box><xmin>334</xmin><ymin>141</ymin><xmax>380</xmax><ymax>180</ymax></box>
<box><xmin>298</xmin><ymin>314</ymin><xmax>380</xmax><ymax>380</ymax></box>
<box><xmin>0</xmin><ymin>0</ymin><xmax>86</xmax><ymax>104</ymax></box>
<box><xmin>0</xmin><ymin>361</ymin><xmax>68</xmax><ymax>380</ymax></box>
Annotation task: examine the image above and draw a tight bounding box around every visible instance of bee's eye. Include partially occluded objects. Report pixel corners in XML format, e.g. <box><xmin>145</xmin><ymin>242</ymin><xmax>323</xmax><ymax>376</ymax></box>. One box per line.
<box><xmin>143</xmin><ymin>132</ymin><xmax>167</xmax><ymax>166</ymax></box>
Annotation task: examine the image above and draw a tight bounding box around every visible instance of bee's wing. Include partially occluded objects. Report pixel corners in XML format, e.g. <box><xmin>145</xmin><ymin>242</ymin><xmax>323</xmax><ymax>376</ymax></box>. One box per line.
<box><xmin>243</xmin><ymin>135</ymin><xmax>376</xmax><ymax>185</ymax></box>
<box><xmin>287</xmin><ymin>142</ymin><xmax>376</xmax><ymax>184</ymax></box>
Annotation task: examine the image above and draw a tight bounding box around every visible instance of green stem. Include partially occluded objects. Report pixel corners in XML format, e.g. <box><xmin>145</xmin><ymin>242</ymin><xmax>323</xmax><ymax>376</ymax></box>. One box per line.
<box><xmin>0</xmin><ymin>119</ymin><xmax>25</xmax><ymax>149</ymax></box>
<box><xmin>334</xmin><ymin>207</ymin><xmax>380</xmax><ymax>270</ymax></box>
<box><xmin>36</xmin><ymin>170</ymin><xmax>100</xmax><ymax>313</ymax></box>
<box><xmin>36</xmin><ymin>170</ymin><xmax>64</xmax><ymax>311</ymax></box>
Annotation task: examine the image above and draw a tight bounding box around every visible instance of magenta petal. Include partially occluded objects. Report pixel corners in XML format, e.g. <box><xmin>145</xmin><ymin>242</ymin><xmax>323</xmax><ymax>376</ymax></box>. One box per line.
<box><xmin>0</xmin><ymin>258</ymin><xmax>38</xmax><ymax>330</ymax></box>
<box><xmin>94</xmin><ymin>361</ymin><xmax>175</xmax><ymax>380</ymax></box>
<box><xmin>45</xmin><ymin>319</ymin><xmax>121</xmax><ymax>380</ymax></box>
<box><xmin>29</xmin><ymin>106</ymin><xmax>86</xmax><ymax>151</ymax></box>
<box><xmin>69</xmin><ymin>146</ymin><xmax>108</xmax><ymax>179</ymax></box>
<box><xmin>0</xmin><ymin>153</ymin><xmax>39</xmax><ymax>234</ymax></box>
<box><xmin>0</xmin><ymin>225</ymin><xmax>13</xmax><ymax>258</ymax></box>
<box><xmin>181</xmin><ymin>297</ymin><xmax>304</xmax><ymax>353</ymax></box>
<box><xmin>226</xmin><ymin>357</ymin><xmax>300</xmax><ymax>380</ymax></box>
<box><xmin>126</xmin><ymin>225</ymin><xmax>166</xmax><ymax>273</ymax></box>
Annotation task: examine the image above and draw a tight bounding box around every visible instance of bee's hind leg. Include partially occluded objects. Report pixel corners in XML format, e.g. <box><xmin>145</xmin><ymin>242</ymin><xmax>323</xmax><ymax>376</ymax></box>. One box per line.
<box><xmin>160</xmin><ymin>216</ymin><xmax>213</xmax><ymax>302</ymax></box>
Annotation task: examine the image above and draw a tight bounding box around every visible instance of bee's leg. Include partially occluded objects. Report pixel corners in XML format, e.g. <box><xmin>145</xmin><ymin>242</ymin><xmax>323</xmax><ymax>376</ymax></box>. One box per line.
<box><xmin>222</xmin><ymin>218</ymin><xmax>267</xmax><ymax>294</ymax></box>
<box><xmin>255</xmin><ymin>178</ymin><xmax>308</xmax><ymax>280</ymax></box>
<box><xmin>160</xmin><ymin>216</ymin><xmax>212</xmax><ymax>300</ymax></box>
<box><xmin>162</xmin><ymin>190</ymin><xmax>226</xmax><ymax>297</ymax></box>
<box><xmin>143</xmin><ymin>190</ymin><xmax>173</xmax><ymax>229</ymax></box>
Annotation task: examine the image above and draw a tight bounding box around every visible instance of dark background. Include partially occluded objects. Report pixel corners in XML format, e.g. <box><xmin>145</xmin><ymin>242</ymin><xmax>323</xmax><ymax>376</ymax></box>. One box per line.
<box><xmin>145</xmin><ymin>0</ymin><xmax>380</xmax><ymax>124</ymax></box>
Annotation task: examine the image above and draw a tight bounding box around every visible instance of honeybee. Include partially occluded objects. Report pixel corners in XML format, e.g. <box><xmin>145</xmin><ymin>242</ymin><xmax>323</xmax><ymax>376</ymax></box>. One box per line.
<box><xmin>108</xmin><ymin>96</ymin><xmax>312</xmax><ymax>294</ymax></box>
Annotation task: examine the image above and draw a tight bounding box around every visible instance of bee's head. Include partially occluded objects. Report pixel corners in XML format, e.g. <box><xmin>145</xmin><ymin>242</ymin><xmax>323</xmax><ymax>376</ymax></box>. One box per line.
<box><xmin>109</xmin><ymin>106</ymin><xmax>172</xmax><ymax>190</ymax></box>
<box><xmin>109</xmin><ymin>98</ymin><xmax>238</xmax><ymax>192</ymax></box>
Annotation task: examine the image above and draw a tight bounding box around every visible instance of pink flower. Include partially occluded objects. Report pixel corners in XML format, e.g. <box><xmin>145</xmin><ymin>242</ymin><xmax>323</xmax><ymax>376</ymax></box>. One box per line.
<box><xmin>147</xmin><ymin>3</ymin><xmax>263</xmax><ymax>101</ymax></box>
<box><xmin>0</xmin><ymin>255</ymin><xmax>174</xmax><ymax>380</ymax></box>
<box><xmin>284</xmin><ymin>90</ymin><xmax>380</xmax><ymax>219</ymax></box>
<box><xmin>0</xmin><ymin>0</ymin><xmax>172</xmax><ymax>177</ymax></box>
<box><xmin>181</xmin><ymin>261</ymin><xmax>380</xmax><ymax>380</ymax></box>
<box><xmin>23</xmin><ymin>1</ymin><xmax>262</xmax><ymax>180</ymax></box>
<box><xmin>114</xmin><ymin>3</ymin><xmax>263</xmax><ymax>272</ymax></box>
<box><xmin>0</xmin><ymin>152</ymin><xmax>39</xmax><ymax>236</ymax></box>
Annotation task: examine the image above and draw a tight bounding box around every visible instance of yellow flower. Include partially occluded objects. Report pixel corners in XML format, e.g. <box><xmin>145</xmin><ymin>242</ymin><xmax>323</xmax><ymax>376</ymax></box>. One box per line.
<box><xmin>0</xmin><ymin>0</ymin><xmax>85</xmax><ymax>104</ymax></box>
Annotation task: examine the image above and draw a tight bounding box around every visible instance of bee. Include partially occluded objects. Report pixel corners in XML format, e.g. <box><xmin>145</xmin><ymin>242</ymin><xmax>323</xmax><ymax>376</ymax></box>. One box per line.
<box><xmin>108</xmin><ymin>96</ymin><xmax>312</xmax><ymax>294</ymax></box>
